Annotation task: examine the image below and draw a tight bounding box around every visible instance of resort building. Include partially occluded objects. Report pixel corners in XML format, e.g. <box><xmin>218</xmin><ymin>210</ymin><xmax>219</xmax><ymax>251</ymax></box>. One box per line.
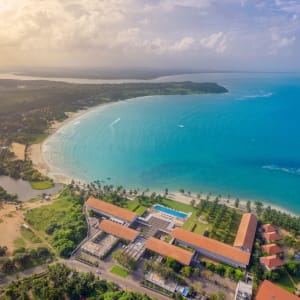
<box><xmin>261</xmin><ymin>244</ymin><xmax>283</xmax><ymax>256</ymax></box>
<box><xmin>256</xmin><ymin>280</ymin><xmax>299</xmax><ymax>300</ymax></box>
<box><xmin>260</xmin><ymin>255</ymin><xmax>284</xmax><ymax>271</ymax></box>
<box><xmin>145</xmin><ymin>237</ymin><xmax>194</xmax><ymax>265</ymax></box>
<box><xmin>234</xmin><ymin>213</ymin><xmax>258</xmax><ymax>252</ymax></box>
<box><xmin>262</xmin><ymin>224</ymin><xmax>277</xmax><ymax>233</ymax></box>
<box><xmin>172</xmin><ymin>228</ymin><xmax>251</xmax><ymax>269</ymax></box>
<box><xmin>99</xmin><ymin>219</ymin><xmax>139</xmax><ymax>242</ymax></box>
<box><xmin>85</xmin><ymin>197</ymin><xmax>137</xmax><ymax>225</ymax></box>
<box><xmin>263</xmin><ymin>231</ymin><xmax>282</xmax><ymax>243</ymax></box>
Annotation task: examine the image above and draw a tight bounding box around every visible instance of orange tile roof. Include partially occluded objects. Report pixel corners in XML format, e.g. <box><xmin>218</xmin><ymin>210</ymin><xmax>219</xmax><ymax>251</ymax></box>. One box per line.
<box><xmin>263</xmin><ymin>232</ymin><xmax>282</xmax><ymax>242</ymax></box>
<box><xmin>260</xmin><ymin>255</ymin><xmax>284</xmax><ymax>269</ymax></box>
<box><xmin>234</xmin><ymin>213</ymin><xmax>257</xmax><ymax>251</ymax></box>
<box><xmin>262</xmin><ymin>224</ymin><xmax>277</xmax><ymax>233</ymax></box>
<box><xmin>145</xmin><ymin>237</ymin><xmax>194</xmax><ymax>265</ymax></box>
<box><xmin>99</xmin><ymin>220</ymin><xmax>139</xmax><ymax>241</ymax></box>
<box><xmin>261</xmin><ymin>244</ymin><xmax>283</xmax><ymax>255</ymax></box>
<box><xmin>256</xmin><ymin>280</ymin><xmax>299</xmax><ymax>300</ymax></box>
<box><xmin>86</xmin><ymin>197</ymin><xmax>137</xmax><ymax>223</ymax></box>
<box><xmin>172</xmin><ymin>228</ymin><xmax>250</xmax><ymax>266</ymax></box>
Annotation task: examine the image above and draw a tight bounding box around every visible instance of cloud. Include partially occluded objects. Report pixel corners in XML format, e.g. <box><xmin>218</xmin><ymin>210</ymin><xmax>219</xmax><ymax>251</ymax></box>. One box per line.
<box><xmin>271</xmin><ymin>32</ymin><xmax>296</xmax><ymax>48</ymax></box>
<box><xmin>0</xmin><ymin>0</ymin><xmax>299</xmax><ymax>70</ymax></box>
<box><xmin>200</xmin><ymin>32</ymin><xmax>228</xmax><ymax>53</ymax></box>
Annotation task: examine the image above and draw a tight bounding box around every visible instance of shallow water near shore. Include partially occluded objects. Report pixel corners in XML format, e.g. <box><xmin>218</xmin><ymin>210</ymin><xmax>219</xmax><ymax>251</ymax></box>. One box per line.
<box><xmin>43</xmin><ymin>73</ymin><xmax>300</xmax><ymax>213</ymax></box>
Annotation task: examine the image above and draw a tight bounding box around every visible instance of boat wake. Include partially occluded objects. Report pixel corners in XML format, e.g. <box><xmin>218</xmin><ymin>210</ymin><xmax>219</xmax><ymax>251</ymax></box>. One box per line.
<box><xmin>110</xmin><ymin>118</ymin><xmax>121</xmax><ymax>127</ymax></box>
<box><xmin>238</xmin><ymin>92</ymin><xmax>273</xmax><ymax>100</ymax></box>
<box><xmin>262</xmin><ymin>165</ymin><xmax>300</xmax><ymax>176</ymax></box>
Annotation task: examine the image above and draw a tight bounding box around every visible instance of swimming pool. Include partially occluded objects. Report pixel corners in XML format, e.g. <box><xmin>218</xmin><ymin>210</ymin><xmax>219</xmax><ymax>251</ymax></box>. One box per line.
<box><xmin>153</xmin><ymin>205</ymin><xmax>188</xmax><ymax>219</ymax></box>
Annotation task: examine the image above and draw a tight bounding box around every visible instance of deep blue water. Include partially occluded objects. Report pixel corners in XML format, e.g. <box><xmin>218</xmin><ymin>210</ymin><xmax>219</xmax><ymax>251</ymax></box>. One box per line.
<box><xmin>153</xmin><ymin>205</ymin><xmax>188</xmax><ymax>219</ymax></box>
<box><xmin>43</xmin><ymin>73</ymin><xmax>300</xmax><ymax>213</ymax></box>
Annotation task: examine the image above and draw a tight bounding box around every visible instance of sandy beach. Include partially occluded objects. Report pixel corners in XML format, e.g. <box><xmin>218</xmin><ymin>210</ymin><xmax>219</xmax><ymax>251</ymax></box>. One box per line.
<box><xmin>28</xmin><ymin>104</ymin><xmax>110</xmax><ymax>184</ymax></box>
<box><xmin>27</xmin><ymin>102</ymin><xmax>299</xmax><ymax>217</ymax></box>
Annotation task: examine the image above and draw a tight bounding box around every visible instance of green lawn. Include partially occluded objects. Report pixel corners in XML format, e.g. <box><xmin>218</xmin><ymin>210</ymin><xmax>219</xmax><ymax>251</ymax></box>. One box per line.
<box><xmin>20</xmin><ymin>227</ymin><xmax>42</xmax><ymax>243</ymax></box>
<box><xmin>110</xmin><ymin>265</ymin><xmax>129</xmax><ymax>278</ymax></box>
<box><xmin>162</xmin><ymin>198</ymin><xmax>196</xmax><ymax>214</ymax></box>
<box><xmin>276</xmin><ymin>275</ymin><xmax>295</xmax><ymax>293</ymax></box>
<box><xmin>134</xmin><ymin>206</ymin><xmax>147</xmax><ymax>216</ymax></box>
<box><xmin>126</xmin><ymin>199</ymin><xmax>140</xmax><ymax>211</ymax></box>
<box><xmin>30</xmin><ymin>180</ymin><xmax>53</xmax><ymax>190</ymax></box>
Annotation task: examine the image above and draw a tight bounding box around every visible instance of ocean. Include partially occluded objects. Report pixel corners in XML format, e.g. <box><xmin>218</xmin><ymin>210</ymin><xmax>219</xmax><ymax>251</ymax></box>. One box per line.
<box><xmin>43</xmin><ymin>72</ymin><xmax>300</xmax><ymax>213</ymax></box>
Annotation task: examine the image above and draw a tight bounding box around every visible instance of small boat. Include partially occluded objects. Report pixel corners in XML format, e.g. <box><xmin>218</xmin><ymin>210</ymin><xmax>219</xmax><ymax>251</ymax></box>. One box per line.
<box><xmin>177</xmin><ymin>124</ymin><xmax>184</xmax><ymax>128</ymax></box>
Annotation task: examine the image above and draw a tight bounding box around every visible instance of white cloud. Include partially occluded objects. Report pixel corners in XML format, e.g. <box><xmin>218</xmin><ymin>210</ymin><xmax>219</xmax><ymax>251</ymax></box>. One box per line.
<box><xmin>200</xmin><ymin>32</ymin><xmax>228</xmax><ymax>53</ymax></box>
<box><xmin>0</xmin><ymin>0</ymin><xmax>298</xmax><ymax>69</ymax></box>
<box><xmin>271</xmin><ymin>32</ymin><xmax>296</xmax><ymax>48</ymax></box>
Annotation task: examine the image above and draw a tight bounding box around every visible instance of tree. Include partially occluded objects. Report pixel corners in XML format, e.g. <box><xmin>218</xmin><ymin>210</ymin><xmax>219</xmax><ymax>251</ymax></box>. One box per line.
<box><xmin>210</xmin><ymin>291</ymin><xmax>226</xmax><ymax>300</ymax></box>
<box><xmin>179</xmin><ymin>188</ymin><xmax>185</xmax><ymax>194</ymax></box>
<box><xmin>190</xmin><ymin>199</ymin><xmax>196</xmax><ymax>207</ymax></box>
<box><xmin>255</xmin><ymin>201</ymin><xmax>264</xmax><ymax>216</ymax></box>
<box><xmin>181</xmin><ymin>266</ymin><xmax>192</xmax><ymax>278</ymax></box>
<box><xmin>234</xmin><ymin>198</ymin><xmax>240</xmax><ymax>208</ymax></box>
<box><xmin>246</xmin><ymin>200</ymin><xmax>251</xmax><ymax>212</ymax></box>
<box><xmin>112</xmin><ymin>250</ymin><xmax>137</xmax><ymax>271</ymax></box>
<box><xmin>166</xmin><ymin>257</ymin><xmax>182</xmax><ymax>272</ymax></box>
<box><xmin>0</xmin><ymin>246</ymin><xmax>7</xmax><ymax>257</ymax></box>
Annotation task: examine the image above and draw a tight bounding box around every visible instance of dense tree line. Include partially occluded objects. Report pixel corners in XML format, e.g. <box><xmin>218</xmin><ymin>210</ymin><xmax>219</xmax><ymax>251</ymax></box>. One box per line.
<box><xmin>1</xmin><ymin>263</ymin><xmax>153</xmax><ymax>300</ymax></box>
<box><xmin>0</xmin><ymin>149</ymin><xmax>52</xmax><ymax>185</ymax></box>
<box><xmin>0</xmin><ymin>247</ymin><xmax>53</xmax><ymax>276</ymax></box>
<box><xmin>200</xmin><ymin>260</ymin><xmax>244</xmax><ymax>282</ymax></box>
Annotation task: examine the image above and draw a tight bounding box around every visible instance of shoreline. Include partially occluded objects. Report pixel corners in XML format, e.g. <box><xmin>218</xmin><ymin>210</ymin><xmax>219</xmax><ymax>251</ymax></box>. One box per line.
<box><xmin>28</xmin><ymin>102</ymin><xmax>115</xmax><ymax>184</ymax></box>
<box><xmin>28</xmin><ymin>99</ymin><xmax>299</xmax><ymax>218</ymax></box>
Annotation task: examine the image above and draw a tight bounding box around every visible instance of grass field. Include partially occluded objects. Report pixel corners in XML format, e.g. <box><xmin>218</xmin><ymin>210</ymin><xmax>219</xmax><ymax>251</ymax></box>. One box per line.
<box><xmin>30</xmin><ymin>180</ymin><xmax>53</xmax><ymax>190</ymax></box>
<box><xmin>135</xmin><ymin>206</ymin><xmax>147</xmax><ymax>216</ymax></box>
<box><xmin>126</xmin><ymin>199</ymin><xmax>147</xmax><ymax>216</ymax></box>
<box><xmin>25</xmin><ymin>191</ymin><xmax>75</xmax><ymax>233</ymax></box>
<box><xmin>276</xmin><ymin>275</ymin><xmax>295</xmax><ymax>293</ymax></box>
<box><xmin>25</xmin><ymin>188</ymin><xmax>87</xmax><ymax>257</ymax></box>
<box><xmin>276</xmin><ymin>271</ymin><xmax>300</xmax><ymax>293</ymax></box>
<box><xmin>110</xmin><ymin>265</ymin><xmax>129</xmax><ymax>278</ymax></box>
<box><xmin>20</xmin><ymin>227</ymin><xmax>42</xmax><ymax>243</ymax></box>
<box><xmin>13</xmin><ymin>238</ymin><xmax>26</xmax><ymax>248</ymax></box>
<box><xmin>126</xmin><ymin>199</ymin><xmax>139</xmax><ymax>211</ymax></box>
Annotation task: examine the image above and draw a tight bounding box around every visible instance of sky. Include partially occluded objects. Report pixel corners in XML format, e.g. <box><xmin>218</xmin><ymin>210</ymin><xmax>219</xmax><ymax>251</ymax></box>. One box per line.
<box><xmin>0</xmin><ymin>0</ymin><xmax>299</xmax><ymax>71</ymax></box>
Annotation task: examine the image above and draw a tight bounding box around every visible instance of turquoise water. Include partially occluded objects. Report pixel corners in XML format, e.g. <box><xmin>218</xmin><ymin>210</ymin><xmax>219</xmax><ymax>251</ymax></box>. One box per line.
<box><xmin>43</xmin><ymin>73</ymin><xmax>300</xmax><ymax>213</ymax></box>
<box><xmin>153</xmin><ymin>205</ymin><xmax>188</xmax><ymax>219</ymax></box>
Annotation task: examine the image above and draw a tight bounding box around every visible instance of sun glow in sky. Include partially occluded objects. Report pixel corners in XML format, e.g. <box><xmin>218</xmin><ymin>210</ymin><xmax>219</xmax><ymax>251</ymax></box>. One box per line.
<box><xmin>0</xmin><ymin>0</ymin><xmax>299</xmax><ymax>70</ymax></box>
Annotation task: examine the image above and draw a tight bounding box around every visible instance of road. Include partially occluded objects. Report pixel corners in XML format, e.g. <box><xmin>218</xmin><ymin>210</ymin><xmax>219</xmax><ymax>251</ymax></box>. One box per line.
<box><xmin>0</xmin><ymin>259</ymin><xmax>170</xmax><ymax>300</ymax></box>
